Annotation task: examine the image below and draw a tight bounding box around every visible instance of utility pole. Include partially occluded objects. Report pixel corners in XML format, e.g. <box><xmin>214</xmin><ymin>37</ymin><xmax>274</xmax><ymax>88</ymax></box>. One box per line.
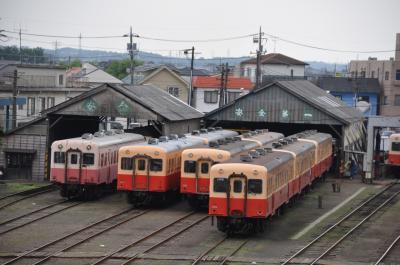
<box><xmin>126</xmin><ymin>26</ymin><xmax>138</xmax><ymax>86</ymax></box>
<box><xmin>184</xmin><ymin>46</ymin><xmax>195</xmax><ymax>106</ymax></box>
<box><xmin>54</xmin><ymin>40</ymin><xmax>58</xmax><ymax>64</ymax></box>
<box><xmin>12</xmin><ymin>69</ymin><xmax>17</xmax><ymax>129</ymax></box>
<box><xmin>224</xmin><ymin>62</ymin><xmax>230</xmax><ymax>105</ymax></box>
<box><xmin>19</xmin><ymin>28</ymin><xmax>22</xmax><ymax>63</ymax></box>
<box><xmin>255</xmin><ymin>26</ymin><xmax>264</xmax><ymax>90</ymax></box>
<box><xmin>219</xmin><ymin>64</ymin><xmax>226</xmax><ymax>108</ymax></box>
<box><xmin>78</xmin><ymin>33</ymin><xmax>82</xmax><ymax>61</ymax></box>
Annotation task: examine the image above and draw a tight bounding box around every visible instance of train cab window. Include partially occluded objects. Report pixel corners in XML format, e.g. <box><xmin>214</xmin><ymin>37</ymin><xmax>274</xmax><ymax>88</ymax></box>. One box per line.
<box><xmin>70</xmin><ymin>154</ymin><xmax>78</xmax><ymax>165</ymax></box>
<box><xmin>392</xmin><ymin>142</ymin><xmax>400</xmax><ymax>151</ymax></box>
<box><xmin>214</xmin><ymin>178</ymin><xmax>227</xmax><ymax>192</ymax></box>
<box><xmin>233</xmin><ymin>180</ymin><xmax>242</xmax><ymax>193</ymax></box>
<box><xmin>121</xmin><ymin>157</ymin><xmax>133</xmax><ymax>170</ymax></box>
<box><xmin>150</xmin><ymin>159</ymin><xmax>163</xmax><ymax>171</ymax></box>
<box><xmin>248</xmin><ymin>179</ymin><xmax>262</xmax><ymax>194</ymax></box>
<box><xmin>201</xmin><ymin>163</ymin><xmax>209</xmax><ymax>174</ymax></box>
<box><xmin>83</xmin><ymin>153</ymin><xmax>95</xmax><ymax>165</ymax></box>
<box><xmin>184</xmin><ymin>160</ymin><xmax>196</xmax><ymax>173</ymax></box>
<box><xmin>54</xmin><ymin>152</ymin><xmax>65</xmax><ymax>164</ymax></box>
<box><xmin>137</xmin><ymin>159</ymin><xmax>146</xmax><ymax>170</ymax></box>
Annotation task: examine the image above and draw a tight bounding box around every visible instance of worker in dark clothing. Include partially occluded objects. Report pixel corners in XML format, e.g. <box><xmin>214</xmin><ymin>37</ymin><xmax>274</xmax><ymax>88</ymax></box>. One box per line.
<box><xmin>349</xmin><ymin>158</ymin><xmax>357</xmax><ymax>179</ymax></box>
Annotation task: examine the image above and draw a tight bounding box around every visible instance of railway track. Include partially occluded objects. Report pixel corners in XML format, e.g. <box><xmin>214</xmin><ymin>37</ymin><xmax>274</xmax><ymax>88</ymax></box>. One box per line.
<box><xmin>1</xmin><ymin>208</ymin><xmax>150</xmax><ymax>265</ymax></box>
<box><xmin>191</xmin><ymin>236</ymin><xmax>248</xmax><ymax>265</ymax></box>
<box><xmin>0</xmin><ymin>185</ymin><xmax>57</xmax><ymax>210</ymax></box>
<box><xmin>90</xmin><ymin>211</ymin><xmax>208</xmax><ymax>265</ymax></box>
<box><xmin>0</xmin><ymin>200</ymin><xmax>82</xmax><ymax>236</ymax></box>
<box><xmin>281</xmin><ymin>182</ymin><xmax>400</xmax><ymax>265</ymax></box>
<box><xmin>374</xmin><ymin>233</ymin><xmax>400</xmax><ymax>265</ymax></box>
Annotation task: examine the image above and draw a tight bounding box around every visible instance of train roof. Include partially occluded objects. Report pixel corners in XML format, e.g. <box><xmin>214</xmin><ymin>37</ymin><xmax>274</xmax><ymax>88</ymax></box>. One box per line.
<box><xmin>121</xmin><ymin>136</ymin><xmax>205</xmax><ymax>153</ymax></box>
<box><xmin>51</xmin><ymin>131</ymin><xmax>145</xmax><ymax>148</ymax></box>
<box><xmin>241</xmin><ymin>131</ymin><xmax>284</xmax><ymax>145</ymax></box>
<box><xmin>296</xmin><ymin>131</ymin><xmax>332</xmax><ymax>144</ymax></box>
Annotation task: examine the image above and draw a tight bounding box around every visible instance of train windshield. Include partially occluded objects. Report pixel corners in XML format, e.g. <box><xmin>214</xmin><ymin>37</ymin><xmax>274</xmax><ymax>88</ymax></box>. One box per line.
<box><xmin>201</xmin><ymin>163</ymin><xmax>209</xmax><ymax>174</ymax></box>
<box><xmin>184</xmin><ymin>160</ymin><xmax>196</xmax><ymax>173</ymax></box>
<box><xmin>248</xmin><ymin>179</ymin><xmax>262</xmax><ymax>194</ymax></box>
<box><xmin>83</xmin><ymin>153</ymin><xmax>95</xmax><ymax>165</ymax></box>
<box><xmin>392</xmin><ymin>142</ymin><xmax>400</xmax><ymax>151</ymax></box>
<box><xmin>213</xmin><ymin>178</ymin><xmax>227</xmax><ymax>192</ymax></box>
<box><xmin>150</xmin><ymin>159</ymin><xmax>162</xmax><ymax>171</ymax></box>
<box><xmin>137</xmin><ymin>159</ymin><xmax>146</xmax><ymax>170</ymax></box>
<box><xmin>121</xmin><ymin>157</ymin><xmax>133</xmax><ymax>170</ymax></box>
<box><xmin>54</xmin><ymin>152</ymin><xmax>65</xmax><ymax>164</ymax></box>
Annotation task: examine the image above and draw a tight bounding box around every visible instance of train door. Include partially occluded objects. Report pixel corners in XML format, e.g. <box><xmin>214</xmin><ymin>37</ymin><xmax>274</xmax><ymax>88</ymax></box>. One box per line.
<box><xmin>65</xmin><ymin>149</ymin><xmax>82</xmax><ymax>183</ymax></box>
<box><xmin>132</xmin><ymin>155</ymin><xmax>150</xmax><ymax>190</ymax></box>
<box><xmin>196</xmin><ymin>159</ymin><xmax>212</xmax><ymax>193</ymax></box>
<box><xmin>227</xmin><ymin>173</ymin><xmax>247</xmax><ymax>217</ymax></box>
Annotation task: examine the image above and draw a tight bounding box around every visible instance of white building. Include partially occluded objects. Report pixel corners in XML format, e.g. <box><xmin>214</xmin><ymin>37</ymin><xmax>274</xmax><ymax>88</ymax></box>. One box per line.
<box><xmin>192</xmin><ymin>76</ymin><xmax>253</xmax><ymax>113</ymax></box>
<box><xmin>67</xmin><ymin>63</ymin><xmax>123</xmax><ymax>87</ymax></box>
<box><xmin>240</xmin><ymin>53</ymin><xmax>307</xmax><ymax>83</ymax></box>
<box><xmin>0</xmin><ymin>63</ymin><xmax>91</xmax><ymax>131</ymax></box>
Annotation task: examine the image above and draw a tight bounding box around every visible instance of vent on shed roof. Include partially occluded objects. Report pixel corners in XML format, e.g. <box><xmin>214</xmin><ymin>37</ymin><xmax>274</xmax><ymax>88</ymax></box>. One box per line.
<box><xmin>240</xmin><ymin>154</ymin><xmax>253</xmax><ymax>162</ymax></box>
<box><xmin>148</xmin><ymin>138</ymin><xmax>159</xmax><ymax>145</ymax></box>
<box><xmin>81</xmin><ymin>133</ymin><xmax>93</xmax><ymax>139</ymax></box>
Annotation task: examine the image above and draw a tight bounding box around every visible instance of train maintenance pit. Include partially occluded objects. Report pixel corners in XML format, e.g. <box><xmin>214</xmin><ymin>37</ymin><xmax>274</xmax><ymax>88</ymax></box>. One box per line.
<box><xmin>0</xmin><ymin>177</ymin><xmax>399</xmax><ymax>265</ymax></box>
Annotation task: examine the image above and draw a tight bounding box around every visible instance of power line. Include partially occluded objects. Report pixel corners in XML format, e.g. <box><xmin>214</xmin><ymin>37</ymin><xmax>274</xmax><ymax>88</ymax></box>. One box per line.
<box><xmin>139</xmin><ymin>33</ymin><xmax>256</xmax><ymax>43</ymax></box>
<box><xmin>4</xmin><ymin>30</ymin><xmax>126</xmax><ymax>39</ymax></box>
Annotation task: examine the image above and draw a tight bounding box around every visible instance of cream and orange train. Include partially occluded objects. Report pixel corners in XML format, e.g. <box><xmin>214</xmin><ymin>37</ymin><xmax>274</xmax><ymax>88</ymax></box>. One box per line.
<box><xmin>180</xmin><ymin>130</ymin><xmax>284</xmax><ymax>208</ymax></box>
<box><xmin>388</xmin><ymin>133</ymin><xmax>400</xmax><ymax>166</ymax></box>
<box><xmin>208</xmin><ymin>131</ymin><xmax>332</xmax><ymax>234</ymax></box>
<box><xmin>50</xmin><ymin>130</ymin><xmax>146</xmax><ymax>199</ymax></box>
<box><xmin>117</xmin><ymin>128</ymin><xmax>238</xmax><ymax>206</ymax></box>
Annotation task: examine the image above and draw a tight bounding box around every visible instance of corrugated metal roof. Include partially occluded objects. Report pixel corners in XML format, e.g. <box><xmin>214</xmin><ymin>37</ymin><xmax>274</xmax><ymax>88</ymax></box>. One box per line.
<box><xmin>205</xmin><ymin>80</ymin><xmax>363</xmax><ymax>125</ymax></box>
<box><xmin>317</xmin><ymin>77</ymin><xmax>381</xmax><ymax>93</ymax></box>
<box><xmin>119</xmin><ymin>84</ymin><xmax>203</xmax><ymax>121</ymax></box>
<box><xmin>276</xmin><ymin>80</ymin><xmax>364</xmax><ymax>124</ymax></box>
<box><xmin>241</xmin><ymin>53</ymin><xmax>308</xmax><ymax>65</ymax></box>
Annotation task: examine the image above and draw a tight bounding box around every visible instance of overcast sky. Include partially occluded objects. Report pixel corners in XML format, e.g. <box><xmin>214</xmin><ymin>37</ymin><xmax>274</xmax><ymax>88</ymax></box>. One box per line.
<box><xmin>0</xmin><ymin>0</ymin><xmax>399</xmax><ymax>63</ymax></box>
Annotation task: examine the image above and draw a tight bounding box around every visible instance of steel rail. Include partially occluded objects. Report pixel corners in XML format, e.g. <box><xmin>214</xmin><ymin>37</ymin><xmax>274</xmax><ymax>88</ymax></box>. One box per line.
<box><xmin>191</xmin><ymin>236</ymin><xmax>228</xmax><ymax>265</ymax></box>
<box><xmin>309</xmin><ymin>189</ymin><xmax>400</xmax><ymax>265</ymax></box>
<box><xmin>218</xmin><ymin>239</ymin><xmax>249</xmax><ymax>265</ymax></box>
<box><xmin>89</xmin><ymin>211</ymin><xmax>200</xmax><ymax>265</ymax></box>
<box><xmin>0</xmin><ymin>200</ymin><xmax>67</xmax><ymax>226</ymax></box>
<box><xmin>0</xmin><ymin>187</ymin><xmax>57</xmax><ymax>210</ymax></box>
<box><xmin>0</xmin><ymin>185</ymin><xmax>55</xmax><ymax>201</ymax></box>
<box><xmin>374</xmin><ymin>234</ymin><xmax>400</xmax><ymax>265</ymax></box>
<box><xmin>1</xmin><ymin>207</ymin><xmax>137</xmax><ymax>265</ymax></box>
<box><xmin>31</xmin><ymin>210</ymin><xmax>151</xmax><ymax>265</ymax></box>
<box><xmin>281</xmin><ymin>182</ymin><xmax>398</xmax><ymax>265</ymax></box>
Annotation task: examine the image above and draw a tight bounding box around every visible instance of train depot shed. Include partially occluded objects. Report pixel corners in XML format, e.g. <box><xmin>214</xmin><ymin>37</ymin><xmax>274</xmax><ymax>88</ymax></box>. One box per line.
<box><xmin>205</xmin><ymin>80</ymin><xmax>365</xmax><ymax>168</ymax></box>
<box><xmin>0</xmin><ymin>83</ymin><xmax>203</xmax><ymax>180</ymax></box>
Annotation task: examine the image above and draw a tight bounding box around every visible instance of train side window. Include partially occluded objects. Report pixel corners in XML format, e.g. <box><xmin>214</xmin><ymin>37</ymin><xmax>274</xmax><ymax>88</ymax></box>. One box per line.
<box><xmin>150</xmin><ymin>159</ymin><xmax>162</xmax><ymax>171</ymax></box>
<box><xmin>121</xmin><ymin>157</ymin><xmax>133</xmax><ymax>170</ymax></box>
<box><xmin>233</xmin><ymin>180</ymin><xmax>242</xmax><ymax>193</ymax></box>
<box><xmin>214</xmin><ymin>178</ymin><xmax>227</xmax><ymax>192</ymax></box>
<box><xmin>137</xmin><ymin>159</ymin><xmax>146</xmax><ymax>170</ymax></box>
<box><xmin>83</xmin><ymin>153</ymin><xmax>95</xmax><ymax>165</ymax></box>
<box><xmin>201</xmin><ymin>162</ymin><xmax>209</xmax><ymax>174</ymax></box>
<box><xmin>392</xmin><ymin>142</ymin><xmax>400</xmax><ymax>151</ymax></box>
<box><xmin>70</xmin><ymin>154</ymin><xmax>78</xmax><ymax>165</ymax></box>
<box><xmin>54</xmin><ymin>152</ymin><xmax>65</xmax><ymax>164</ymax></box>
<box><xmin>248</xmin><ymin>179</ymin><xmax>262</xmax><ymax>194</ymax></box>
<box><xmin>184</xmin><ymin>160</ymin><xmax>196</xmax><ymax>173</ymax></box>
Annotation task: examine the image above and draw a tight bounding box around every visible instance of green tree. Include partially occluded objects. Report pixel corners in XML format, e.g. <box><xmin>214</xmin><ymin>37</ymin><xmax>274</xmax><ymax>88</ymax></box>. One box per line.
<box><xmin>105</xmin><ymin>59</ymin><xmax>142</xmax><ymax>80</ymax></box>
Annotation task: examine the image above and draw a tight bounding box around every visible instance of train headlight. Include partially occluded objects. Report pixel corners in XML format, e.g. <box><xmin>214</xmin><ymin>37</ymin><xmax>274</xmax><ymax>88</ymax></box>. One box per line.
<box><xmin>188</xmin><ymin>153</ymin><xmax>193</xmax><ymax>158</ymax></box>
<box><xmin>218</xmin><ymin>169</ymin><xmax>224</xmax><ymax>174</ymax></box>
<box><xmin>217</xmin><ymin>154</ymin><xmax>223</xmax><ymax>159</ymax></box>
<box><xmin>58</xmin><ymin>144</ymin><xmax>63</xmax><ymax>150</ymax></box>
<box><xmin>154</xmin><ymin>151</ymin><xmax>160</xmax><ymax>156</ymax></box>
<box><xmin>86</xmin><ymin>145</ymin><xmax>91</xmax><ymax>150</ymax></box>
<box><xmin>125</xmin><ymin>150</ymin><xmax>130</xmax><ymax>155</ymax></box>
<box><xmin>253</xmin><ymin>170</ymin><xmax>258</xmax><ymax>175</ymax></box>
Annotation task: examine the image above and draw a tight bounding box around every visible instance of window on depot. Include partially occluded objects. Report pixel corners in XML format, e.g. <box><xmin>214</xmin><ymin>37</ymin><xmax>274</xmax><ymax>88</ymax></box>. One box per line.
<box><xmin>385</xmin><ymin>71</ymin><xmax>390</xmax><ymax>80</ymax></box>
<box><xmin>394</xmin><ymin>95</ymin><xmax>400</xmax><ymax>106</ymax></box>
<box><xmin>360</xmin><ymin>71</ymin><xmax>366</xmax><ymax>78</ymax></box>
<box><xmin>371</xmin><ymin>71</ymin><xmax>375</xmax><ymax>78</ymax></box>
<box><xmin>167</xmin><ymin>87</ymin><xmax>179</xmax><ymax>98</ymax></box>
<box><xmin>184</xmin><ymin>160</ymin><xmax>196</xmax><ymax>173</ymax></box>
<box><xmin>396</xmin><ymin>69</ymin><xmax>400</xmax><ymax>80</ymax></box>
<box><xmin>204</xmin><ymin>91</ymin><xmax>218</xmax><ymax>104</ymax></box>
<box><xmin>358</xmin><ymin>95</ymin><xmax>370</xmax><ymax>103</ymax></box>
<box><xmin>213</xmin><ymin>178</ymin><xmax>227</xmax><ymax>192</ymax></box>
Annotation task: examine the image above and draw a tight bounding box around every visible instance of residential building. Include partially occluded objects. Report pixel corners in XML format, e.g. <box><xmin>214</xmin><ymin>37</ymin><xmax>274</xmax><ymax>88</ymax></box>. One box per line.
<box><xmin>67</xmin><ymin>63</ymin><xmax>123</xmax><ymax>87</ymax></box>
<box><xmin>240</xmin><ymin>53</ymin><xmax>308</xmax><ymax>83</ymax></box>
<box><xmin>192</xmin><ymin>76</ymin><xmax>253</xmax><ymax>113</ymax></box>
<box><xmin>317</xmin><ymin>77</ymin><xmax>381</xmax><ymax>117</ymax></box>
<box><xmin>0</xmin><ymin>63</ymin><xmax>90</xmax><ymax>131</ymax></box>
<box><xmin>348</xmin><ymin>33</ymin><xmax>400</xmax><ymax>116</ymax></box>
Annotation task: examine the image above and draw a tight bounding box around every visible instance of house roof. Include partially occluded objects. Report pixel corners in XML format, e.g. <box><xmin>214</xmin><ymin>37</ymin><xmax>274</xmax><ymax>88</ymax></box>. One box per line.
<box><xmin>68</xmin><ymin>63</ymin><xmax>123</xmax><ymax>84</ymax></box>
<box><xmin>205</xmin><ymin>80</ymin><xmax>363</xmax><ymax>125</ymax></box>
<box><xmin>317</xmin><ymin>77</ymin><xmax>381</xmax><ymax>94</ymax></box>
<box><xmin>178</xmin><ymin>67</ymin><xmax>210</xmax><ymax>76</ymax></box>
<box><xmin>42</xmin><ymin>83</ymin><xmax>203</xmax><ymax>122</ymax></box>
<box><xmin>241</xmin><ymin>53</ymin><xmax>308</xmax><ymax>66</ymax></box>
<box><xmin>193</xmin><ymin>76</ymin><xmax>253</xmax><ymax>90</ymax></box>
<box><xmin>139</xmin><ymin>66</ymin><xmax>189</xmax><ymax>87</ymax></box>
